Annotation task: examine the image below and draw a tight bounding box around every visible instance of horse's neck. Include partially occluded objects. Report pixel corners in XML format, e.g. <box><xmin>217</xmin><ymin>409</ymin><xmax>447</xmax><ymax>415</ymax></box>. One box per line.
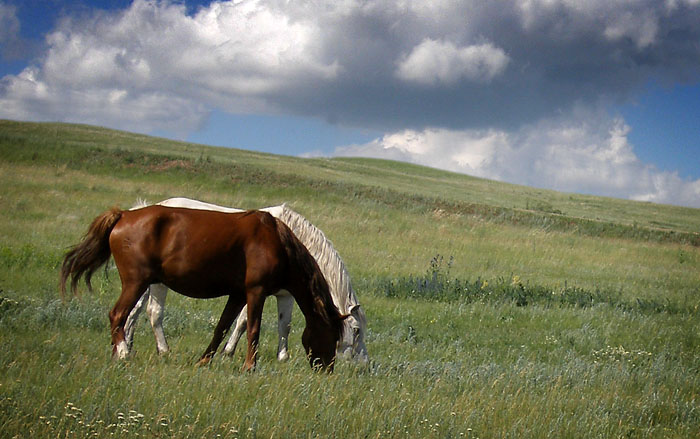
<box><xmin>283</xmin><ymin>258</ymin><xmax>333</xmax><ymax>331</ymax></box>
<box><xmin>278</xmin><ymin>207</ymin><xmax>358</xmax><ymax>312</ymax></box>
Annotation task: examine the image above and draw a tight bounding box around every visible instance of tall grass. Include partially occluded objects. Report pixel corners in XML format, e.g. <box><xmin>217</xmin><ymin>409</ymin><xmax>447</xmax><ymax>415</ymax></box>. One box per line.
<box><xmin>1</xmin><ymin>120</ymin><xmax>699</xmax><ymax>438</ymax></box>
<box><xmin>2</xmin><ymin>291</ymin><xmax>698</xmax><ymax>438</ymax></box>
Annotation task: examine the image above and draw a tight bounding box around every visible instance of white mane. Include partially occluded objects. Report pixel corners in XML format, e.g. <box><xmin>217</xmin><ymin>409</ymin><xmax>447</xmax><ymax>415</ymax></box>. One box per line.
<box><xmin>275</xmin><ymin>205</ymin><xmax>368</xmax><ymax>338</ymax></box>
<box><xmin>130</xmin><ymin>198</ymin><xmax>150</xmax><ymax>210</ymax></box>
<box><xmin>276</xmin><ymin>206</ymin><xmax>355</xmax><ymax>312</ymax></box>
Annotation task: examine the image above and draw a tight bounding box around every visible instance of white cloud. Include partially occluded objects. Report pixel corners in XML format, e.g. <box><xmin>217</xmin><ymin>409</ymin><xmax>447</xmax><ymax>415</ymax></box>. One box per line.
<box><xmin>337</xmin><ymin>128</ymin><xmax>508</xmax><ymax>177</ymax></box>
<box><xmin>603</xmin><ymin>11</ymin><xmax>658</xmax><ymax>49</ymax></box>
<box><xmin>2</xmin><ymin>0</ymin><xmax>699</xmax><ymax>132</ymax></box>
<box><xmin>0</xmin><ymin>0</ymin><xmax>339</xmax><ymax>133</ymax></box>
<box><xmin>0</xmin><ymin>64</ymin><xmax>208</xmax><ymax>136</ymax></box>
<box><xmin>336</xmin><ymin>112</ymin><xmax>700</xmax><ymax>208</ymax></box>
<box><xmin>396</xmin><ymin>39</ymin><xmax>509</xmax><ymax>85</ymax></box>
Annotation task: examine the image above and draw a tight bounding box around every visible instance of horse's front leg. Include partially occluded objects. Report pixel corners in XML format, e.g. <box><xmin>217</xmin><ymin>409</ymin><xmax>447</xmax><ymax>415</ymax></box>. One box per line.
<box><xmin>243</xmin><ymin>287</ymin><xmax>266</xmax><ymax>372</ymax></box>
<box><xmin>109</xmin><ymin>281</ymin><xmax>149</xmax><ymax>359</ymax></box>
<box><xmin>197</xmin><ymin>295</ymin><xmax>244</xmax><ymax>367</ymax></box>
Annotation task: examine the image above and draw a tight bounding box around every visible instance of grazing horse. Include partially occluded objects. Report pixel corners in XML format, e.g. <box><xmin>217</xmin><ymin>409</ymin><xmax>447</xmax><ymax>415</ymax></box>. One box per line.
<box><xmin>60</xmin><ymin>206</ymin><xmax>345</xmax><ymax>372</ymax></box>
<box><xmin>124</xmin><ymin>198</ymin><xmax>369</xmax><ymax>362</ymax></box>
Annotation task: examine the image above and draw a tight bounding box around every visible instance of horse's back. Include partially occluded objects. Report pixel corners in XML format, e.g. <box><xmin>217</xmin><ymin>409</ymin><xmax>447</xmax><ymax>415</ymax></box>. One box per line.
<box><xmin>158</xmin><ymin>197</ymin><xmax>244</xmax><ymax>213</ymax></box>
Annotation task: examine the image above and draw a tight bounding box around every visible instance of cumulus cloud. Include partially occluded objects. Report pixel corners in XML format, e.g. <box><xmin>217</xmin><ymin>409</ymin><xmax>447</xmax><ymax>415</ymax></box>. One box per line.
<box><xmin>0</xmin><ymin>0</ymin><xmax>339</xmax><ymax>133</ymax></box>
<box><xmin>395</xmin><ymin>39</ymin><xmax>509</xmax><ymax>85</ymax></box>
<box><xmin>336</xmin><ymin>111</ymin><xmax>700</xmax><ymax>208</ymax></box>
<box><xmin>2</xmin><ymin>0</ymin><xmax>700</xmax><ymax>131</ymax></box>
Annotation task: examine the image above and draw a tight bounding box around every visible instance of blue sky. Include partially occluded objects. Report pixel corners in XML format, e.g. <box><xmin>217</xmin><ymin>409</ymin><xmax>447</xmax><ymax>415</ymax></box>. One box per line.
<box><xmin>1</xmin><ymin>0</ymin><xmax>699</xmax><ymax>207</ymax></box>
<box><xmin>620</xmin><ymin>83</ymin><xmax>700</xmax><ymax>180</ymax></box>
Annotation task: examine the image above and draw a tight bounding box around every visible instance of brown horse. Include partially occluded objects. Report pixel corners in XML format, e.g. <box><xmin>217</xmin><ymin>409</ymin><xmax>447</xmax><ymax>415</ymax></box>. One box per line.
<box><xmin>60</xmin><ymin>205</ymin><xmax>344</xmax><ymax>372</ymax></box>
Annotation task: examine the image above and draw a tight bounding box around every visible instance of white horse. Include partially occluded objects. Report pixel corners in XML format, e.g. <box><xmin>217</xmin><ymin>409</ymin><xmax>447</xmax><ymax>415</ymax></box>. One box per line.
<box><xmin>124</xmin><ymin>197</ymin><xmax>369</xmax><ymax>362</ymax></box>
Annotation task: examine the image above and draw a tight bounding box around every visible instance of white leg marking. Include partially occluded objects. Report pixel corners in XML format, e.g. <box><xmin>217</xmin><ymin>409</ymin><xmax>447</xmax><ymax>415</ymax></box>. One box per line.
<box><xmin>115</xmin><ymin>340</ymin><xmax>129</xmax><ymax>359</ymax></box>
<box><xmin>147</xmin><ymin>283</ymin><xmax>169</xmax><ymax>354</ymax></box>
<box><xmin>223</xmin><ymin>305</ymin><xmax>248</xmax><ymax>356</ymax></box>
<box><xmin>276</xmin><ymin>292</ymin><xmax>293</xmax><ymax>362</ymax></box>
<box><xmin>124</xmin><ymin>290</ymin><xmax>148</xmax><ymax>350</ymax></box>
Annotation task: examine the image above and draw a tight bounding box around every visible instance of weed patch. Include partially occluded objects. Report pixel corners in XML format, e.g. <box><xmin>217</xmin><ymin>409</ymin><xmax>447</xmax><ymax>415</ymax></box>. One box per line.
<box><xmin>374</xmin><ymin>255</ymin><xmax>695</xmax><ymax>315</ymax></box>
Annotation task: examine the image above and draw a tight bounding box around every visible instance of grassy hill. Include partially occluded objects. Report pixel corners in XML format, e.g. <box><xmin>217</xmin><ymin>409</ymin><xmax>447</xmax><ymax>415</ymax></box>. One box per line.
<box><xmin>1</xmin><ymin>120</ymin><xmax>699</xmax><ymax>438</ymax></box>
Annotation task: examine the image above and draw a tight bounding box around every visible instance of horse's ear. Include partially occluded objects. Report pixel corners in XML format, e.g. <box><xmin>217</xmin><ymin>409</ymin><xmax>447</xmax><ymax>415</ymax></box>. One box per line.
<box><xmin>350</xmin><ymin>304</ymin><xmax>361</xmax><ymax>315</ymax></box>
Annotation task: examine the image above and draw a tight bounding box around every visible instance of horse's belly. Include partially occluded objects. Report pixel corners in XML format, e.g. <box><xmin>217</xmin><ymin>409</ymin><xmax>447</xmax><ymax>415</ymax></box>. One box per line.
<box><xmin>161</xmin><ymin>271</ymin><xmax>243</xmax><ymax>300</ymax></box>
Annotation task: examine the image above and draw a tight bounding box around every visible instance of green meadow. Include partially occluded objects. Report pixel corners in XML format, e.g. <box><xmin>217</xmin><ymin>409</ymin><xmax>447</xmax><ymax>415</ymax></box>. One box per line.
<box><xmin>1</xmin><ymin>119</ymin><xmax>699</xmax><ymax>438</ymax></box>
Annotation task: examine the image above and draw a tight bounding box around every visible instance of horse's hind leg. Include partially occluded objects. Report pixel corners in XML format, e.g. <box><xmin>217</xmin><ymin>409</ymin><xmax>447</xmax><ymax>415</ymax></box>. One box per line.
<box><xmin>146</xmin><ymin>283</ymin><xmax>169</xmax><ymax>354</ymax></box>
<box><xmin>223</xmin><ymin>304</ymin><xmax>248</xmax><ymax>357</ymax></box>
<box><xmin>109</xmin><ymin>280</ymin><xmax>150</xmax><ymax>359</ymax></box>
<box><xmin>197</xmin><ymin>295</ymin><xmax>244</xmax><ymax>366</ymax></box>
<box><xmin>275</xmin><ymin>292</ymin><xmax>294</xmax><ymax>362</ymax></box>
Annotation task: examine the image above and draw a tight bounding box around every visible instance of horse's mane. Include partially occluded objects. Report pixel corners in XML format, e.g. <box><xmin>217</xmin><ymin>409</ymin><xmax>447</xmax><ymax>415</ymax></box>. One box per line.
<box><xmin>274</xmin><ymin>218</ymin><xmax>344</xmax><ymax>343</ymax></box>
<box><xmin>275</xmin><ymin>206</ymin><xmax>355</xmax><ymax>311</ymax></box>
<box><xmin>130</xmin><ymin>198</ymin><xmax>150</xmax><ymax>210</ymax></box>
<box><xmin>276</xmin><ymin>205</ymin><xmax>367</xmax><ymax>337</ymax></box>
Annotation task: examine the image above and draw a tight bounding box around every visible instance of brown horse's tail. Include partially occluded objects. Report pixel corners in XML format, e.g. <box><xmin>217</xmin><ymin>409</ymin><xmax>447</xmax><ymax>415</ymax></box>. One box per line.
<box><xmin>274</xmin><ymin>218</ymin><xmax>344</xmax><ymax>342</ymax></box>
<box><xmin>60</xmin><ymin>207</ymin><xmax>123</xmax><ymax>296</ymax></box>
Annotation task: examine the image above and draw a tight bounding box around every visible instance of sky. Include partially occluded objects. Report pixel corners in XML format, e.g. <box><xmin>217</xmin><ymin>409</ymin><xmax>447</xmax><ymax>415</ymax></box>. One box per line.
<box><xmin>1</xmin><ymin>0</ymin><xmax>699</xmax><ymax>208</ymax></box>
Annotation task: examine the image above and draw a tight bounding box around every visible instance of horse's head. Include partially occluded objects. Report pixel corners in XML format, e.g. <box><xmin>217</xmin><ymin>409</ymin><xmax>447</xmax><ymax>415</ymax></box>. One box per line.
<box><xmin>302</xmin><ymin>322</ymin><xmax>341</xmax><ymax>372</ymax></box>
<box><xmin>337</xmin><ymin>304</ymin><xmax>369</xmax><ymax>363</ymax></box>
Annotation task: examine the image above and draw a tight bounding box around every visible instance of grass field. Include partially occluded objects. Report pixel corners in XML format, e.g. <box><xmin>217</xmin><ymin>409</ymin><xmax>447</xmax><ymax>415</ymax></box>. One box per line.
<box><xmin>1</xmin><ymin>120</ymin><xmax>699</xmax><ymax>438</ymax></box>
